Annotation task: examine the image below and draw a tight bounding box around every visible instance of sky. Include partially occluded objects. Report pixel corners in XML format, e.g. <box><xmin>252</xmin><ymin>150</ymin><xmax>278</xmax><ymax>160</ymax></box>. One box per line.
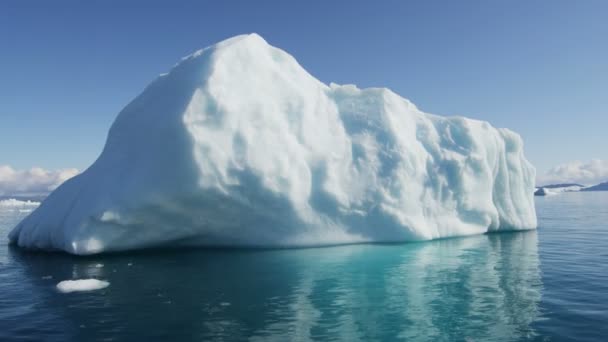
<box><xmin>1</xmin><ymin>0</ymin><xmax>607</xmax><ymax>190</ymax></box>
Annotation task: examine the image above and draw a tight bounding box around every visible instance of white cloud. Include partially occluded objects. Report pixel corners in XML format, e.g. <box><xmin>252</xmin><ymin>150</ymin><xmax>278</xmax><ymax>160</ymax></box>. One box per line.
<box><xmin>538</xmin><ymin>159</ymin><xmax>608</xmax><ymax>186</ymax></box>
<box><xmin>0</xmin><ymin>165</ymin><xmax>79</xmax><ymax>197</ymax></box>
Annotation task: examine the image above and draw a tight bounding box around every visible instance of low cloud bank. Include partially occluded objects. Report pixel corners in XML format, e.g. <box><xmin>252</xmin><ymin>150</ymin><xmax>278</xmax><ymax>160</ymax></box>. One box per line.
<box><xmin>538</xmin><ymin>159</ymin><xmax>608</xmax><ymax>186</ymax></box>
<box><xmin>0</xmin><ymin>165</ymin><xmax>79</xmax><ymax>197</ymax></box>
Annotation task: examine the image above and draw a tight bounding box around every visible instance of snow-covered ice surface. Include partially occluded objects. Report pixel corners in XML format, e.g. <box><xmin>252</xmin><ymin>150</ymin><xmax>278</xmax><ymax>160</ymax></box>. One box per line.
<box><xmin>9</xmin><ymin>34</ymin><xmax>536</xmax><ymax>255</ymax></box>
<box><xmin>56</xmin><ymin>279</ymin><xmax>109</xmax><ymax>293</ymax></box>
<box><xmin>551</xmin><ymin>185</ymin><xmax>584</xmax><ymax>192</ymax></box>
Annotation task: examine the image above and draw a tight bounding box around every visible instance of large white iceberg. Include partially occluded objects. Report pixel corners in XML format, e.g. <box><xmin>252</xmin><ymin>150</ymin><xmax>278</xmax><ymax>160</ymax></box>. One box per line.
<box><xmin>9</xmin><ymin>34</ymin><xmax>537</xmax><ymax>255</ymax></box>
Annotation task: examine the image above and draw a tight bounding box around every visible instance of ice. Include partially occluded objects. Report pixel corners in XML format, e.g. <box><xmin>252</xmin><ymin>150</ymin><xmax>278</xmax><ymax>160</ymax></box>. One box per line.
<box><xmin>9</xmin><ymin>34</ymin><xmax>537</xmax><ymax>255</ymax></box>
<box><xmin>534</xmin><ymin>184</ymin><xmax>583</xmax><ymax>196</ymax></box>
<box><xmin>0</xmin><ymin>199</ymin><xmax>40</xmax><ymax>208</ymax></box>
<box><xmin>56</xmin><ymin>279</ymin><xmax>110</xmax><ymax>293</ymax></box>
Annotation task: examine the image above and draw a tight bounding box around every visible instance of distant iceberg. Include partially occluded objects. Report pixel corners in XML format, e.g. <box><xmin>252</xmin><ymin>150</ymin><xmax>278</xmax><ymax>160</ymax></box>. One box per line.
<box><xmin>56</xmin><ymin>279</ymin><xmax>109</xmax><ymax>293</ymax></box>
<box><xmin>0</xmin><ymin>199</ymin><xmax>41</xmax><ymax>208</ymax></box>
<box><xmin>534</xmin><ymin>183</ymin><xmax>584</xmax><ymax>196</ymax></box>
<box><xmin>9</xmin><ymin>34</ymin><xmax>537</xmax><ymax>255</ymax></box>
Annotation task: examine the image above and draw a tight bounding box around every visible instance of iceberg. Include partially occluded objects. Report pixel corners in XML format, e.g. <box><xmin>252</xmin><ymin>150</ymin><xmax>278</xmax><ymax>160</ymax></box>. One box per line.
<box><xmin>9</xmin><ymin>34</ymin><xmax>537</xmax><ymax>255</ymax></box>
<box><xmin>0</xmin><ymin>198</ymin><xmax>41</xmax><ymax>208</ymax></box>
<box><xmin>534</xmin><ymin>183</ymin><xmax>584</xmax><ymax>196</ymax></box>
<box><xmin>56</xmin><ymin>279</ymin><xmax>109</xmax><ymax>293</ymax></box>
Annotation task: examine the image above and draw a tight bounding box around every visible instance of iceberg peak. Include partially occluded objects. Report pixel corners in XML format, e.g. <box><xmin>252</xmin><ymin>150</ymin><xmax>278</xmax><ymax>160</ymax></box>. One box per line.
<box><xmin>183</xmin><ymin>33</ymin><xmax>268</xmax><ymax>61</ymax></box>
<box><xmin>9</xmin><ymin>34</ymin><xmax>537</xmax><ymax>255</ymax></box>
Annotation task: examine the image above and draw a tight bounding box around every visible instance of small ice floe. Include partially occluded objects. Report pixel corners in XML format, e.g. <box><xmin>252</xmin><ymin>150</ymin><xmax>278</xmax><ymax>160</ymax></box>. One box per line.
<box><xmin>41</xmin><ymin>275</ymin><xmax>53</xmax><ymax>280</ymax></box>
<box><xmin>56</xmin><ymin>279</ymin><xmax>109</xmax><ymax>293</ymax></box>
<box><xmin>220</xmin><ymin>302</ymin><xmax>231</xmax><ymax>307</ymax></box>
<box><xmin>0</xmin><ymin>199</ymin><xmax>40</xmax><ymax>208</ymax></box>
<box><xmin>94</xmin><ymin>263</ymin><xmax>104</xmax><ymax>268</ymax></box>
<box><xmin>127</xmin><ymin>262</ymin><xmax>133</xmax><ymax>266</ymax></box>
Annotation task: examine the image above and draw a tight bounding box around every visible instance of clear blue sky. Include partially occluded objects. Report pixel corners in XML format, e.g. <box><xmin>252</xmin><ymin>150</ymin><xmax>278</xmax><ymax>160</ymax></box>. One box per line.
<box><xmin>1</xmin><ymin>0</ymin><xmax>606</xmax><ymax>174</ymax></box>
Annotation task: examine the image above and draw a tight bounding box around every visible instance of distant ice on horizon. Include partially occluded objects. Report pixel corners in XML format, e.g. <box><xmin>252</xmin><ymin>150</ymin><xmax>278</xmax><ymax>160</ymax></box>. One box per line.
<box><xmin>0</xmin><ymin>198</ymin><xmax>41</xmax><ymax>208</ymax></box>
<box><xmin>9</xmin><ymin>33</ymin><xmax>537</xmax><ymax>255</ymax></box>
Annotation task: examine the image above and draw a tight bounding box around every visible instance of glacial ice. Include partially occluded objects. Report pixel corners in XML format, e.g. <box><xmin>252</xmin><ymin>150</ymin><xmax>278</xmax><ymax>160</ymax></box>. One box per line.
<box><xmin>534</xmin><ymin>184</ymin><xmax>583</xmax><ymax>196</ymax></box>
<box><xmin>56</xmin><ymin>279</ymin><xmax>110</xmax><ymax>293</ymax></box>
<box><xmin>9</xmin><ymin>34</ymin><xmax>537</xmax><ymax>255</ymax></box>
<box><xmin>0</xmin><ymin>199</ymin><xmax>41</xmax><ymax>208</ymax></box>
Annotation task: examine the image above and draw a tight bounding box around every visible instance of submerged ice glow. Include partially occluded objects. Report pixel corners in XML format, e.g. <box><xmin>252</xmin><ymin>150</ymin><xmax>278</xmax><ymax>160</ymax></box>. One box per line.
<box><xmin>9</xmin><ymin>34</ymin><xmax>536</xmax><ymax>254</ymax></box>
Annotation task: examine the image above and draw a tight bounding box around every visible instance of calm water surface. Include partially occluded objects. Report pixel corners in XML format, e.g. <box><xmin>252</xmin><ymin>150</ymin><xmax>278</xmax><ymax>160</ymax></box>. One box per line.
<box><xmin>0</xmin><ymin>193</ymin><xmax>607</xmax><ymax>341</ymax></box>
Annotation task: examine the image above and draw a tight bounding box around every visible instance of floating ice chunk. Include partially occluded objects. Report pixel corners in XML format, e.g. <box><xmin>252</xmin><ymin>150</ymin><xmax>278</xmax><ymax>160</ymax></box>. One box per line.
<box><xmin>534</xmin><ymin>184</ymin><xmax>583</xmax><ymax>196</ymax></box>
<box><xmin>9</xmin><ymin>33</ymin><xmax>537</xmax><ymax>255</ymax></box>
<box><xmin>56</xmin><ymin>279</ymin><xmax>110</xmax><ymax>293</ymax></box>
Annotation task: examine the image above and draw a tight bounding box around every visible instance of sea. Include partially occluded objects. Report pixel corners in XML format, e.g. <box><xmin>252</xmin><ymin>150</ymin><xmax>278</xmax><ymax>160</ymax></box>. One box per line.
<box><xmin>0</xmin><ymin>192</ymin><xmax>607</xmax><ymax>341</ymax></box>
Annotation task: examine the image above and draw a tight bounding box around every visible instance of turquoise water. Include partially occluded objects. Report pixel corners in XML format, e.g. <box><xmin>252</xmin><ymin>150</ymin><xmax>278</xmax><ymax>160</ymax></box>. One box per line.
<box><xmin>0</xmin><ymin>193</ymin><xmax>607</xmax><ymax>341</ymax></box>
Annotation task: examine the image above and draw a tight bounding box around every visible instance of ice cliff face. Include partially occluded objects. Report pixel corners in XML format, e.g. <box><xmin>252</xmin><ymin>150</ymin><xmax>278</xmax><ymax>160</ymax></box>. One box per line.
<box><xmin>9</xmin><ymin>34</ymin><xmax>537</xmax><ymax>255</ymax></box>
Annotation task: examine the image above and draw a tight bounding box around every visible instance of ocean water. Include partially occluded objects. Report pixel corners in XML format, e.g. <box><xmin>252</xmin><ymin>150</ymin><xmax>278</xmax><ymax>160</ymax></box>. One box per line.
<box><xmin>0</xmin><ymin>193</ymin><xmax>607</xmax><ymax>341</ymax></box>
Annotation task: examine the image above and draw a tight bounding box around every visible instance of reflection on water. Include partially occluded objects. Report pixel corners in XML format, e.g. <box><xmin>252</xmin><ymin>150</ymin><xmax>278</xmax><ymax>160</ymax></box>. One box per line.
<box><xmin>3</xmin><ymin>231</ymin><xmax>541</xmax><ymax>341</ymax></box>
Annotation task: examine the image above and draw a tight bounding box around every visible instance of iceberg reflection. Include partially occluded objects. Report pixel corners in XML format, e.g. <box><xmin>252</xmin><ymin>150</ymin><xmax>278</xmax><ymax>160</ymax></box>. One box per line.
<box><xmin>10</xmin><ymin>231</ymin><xmax>541</xmax><ymax>341</ymax></box>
